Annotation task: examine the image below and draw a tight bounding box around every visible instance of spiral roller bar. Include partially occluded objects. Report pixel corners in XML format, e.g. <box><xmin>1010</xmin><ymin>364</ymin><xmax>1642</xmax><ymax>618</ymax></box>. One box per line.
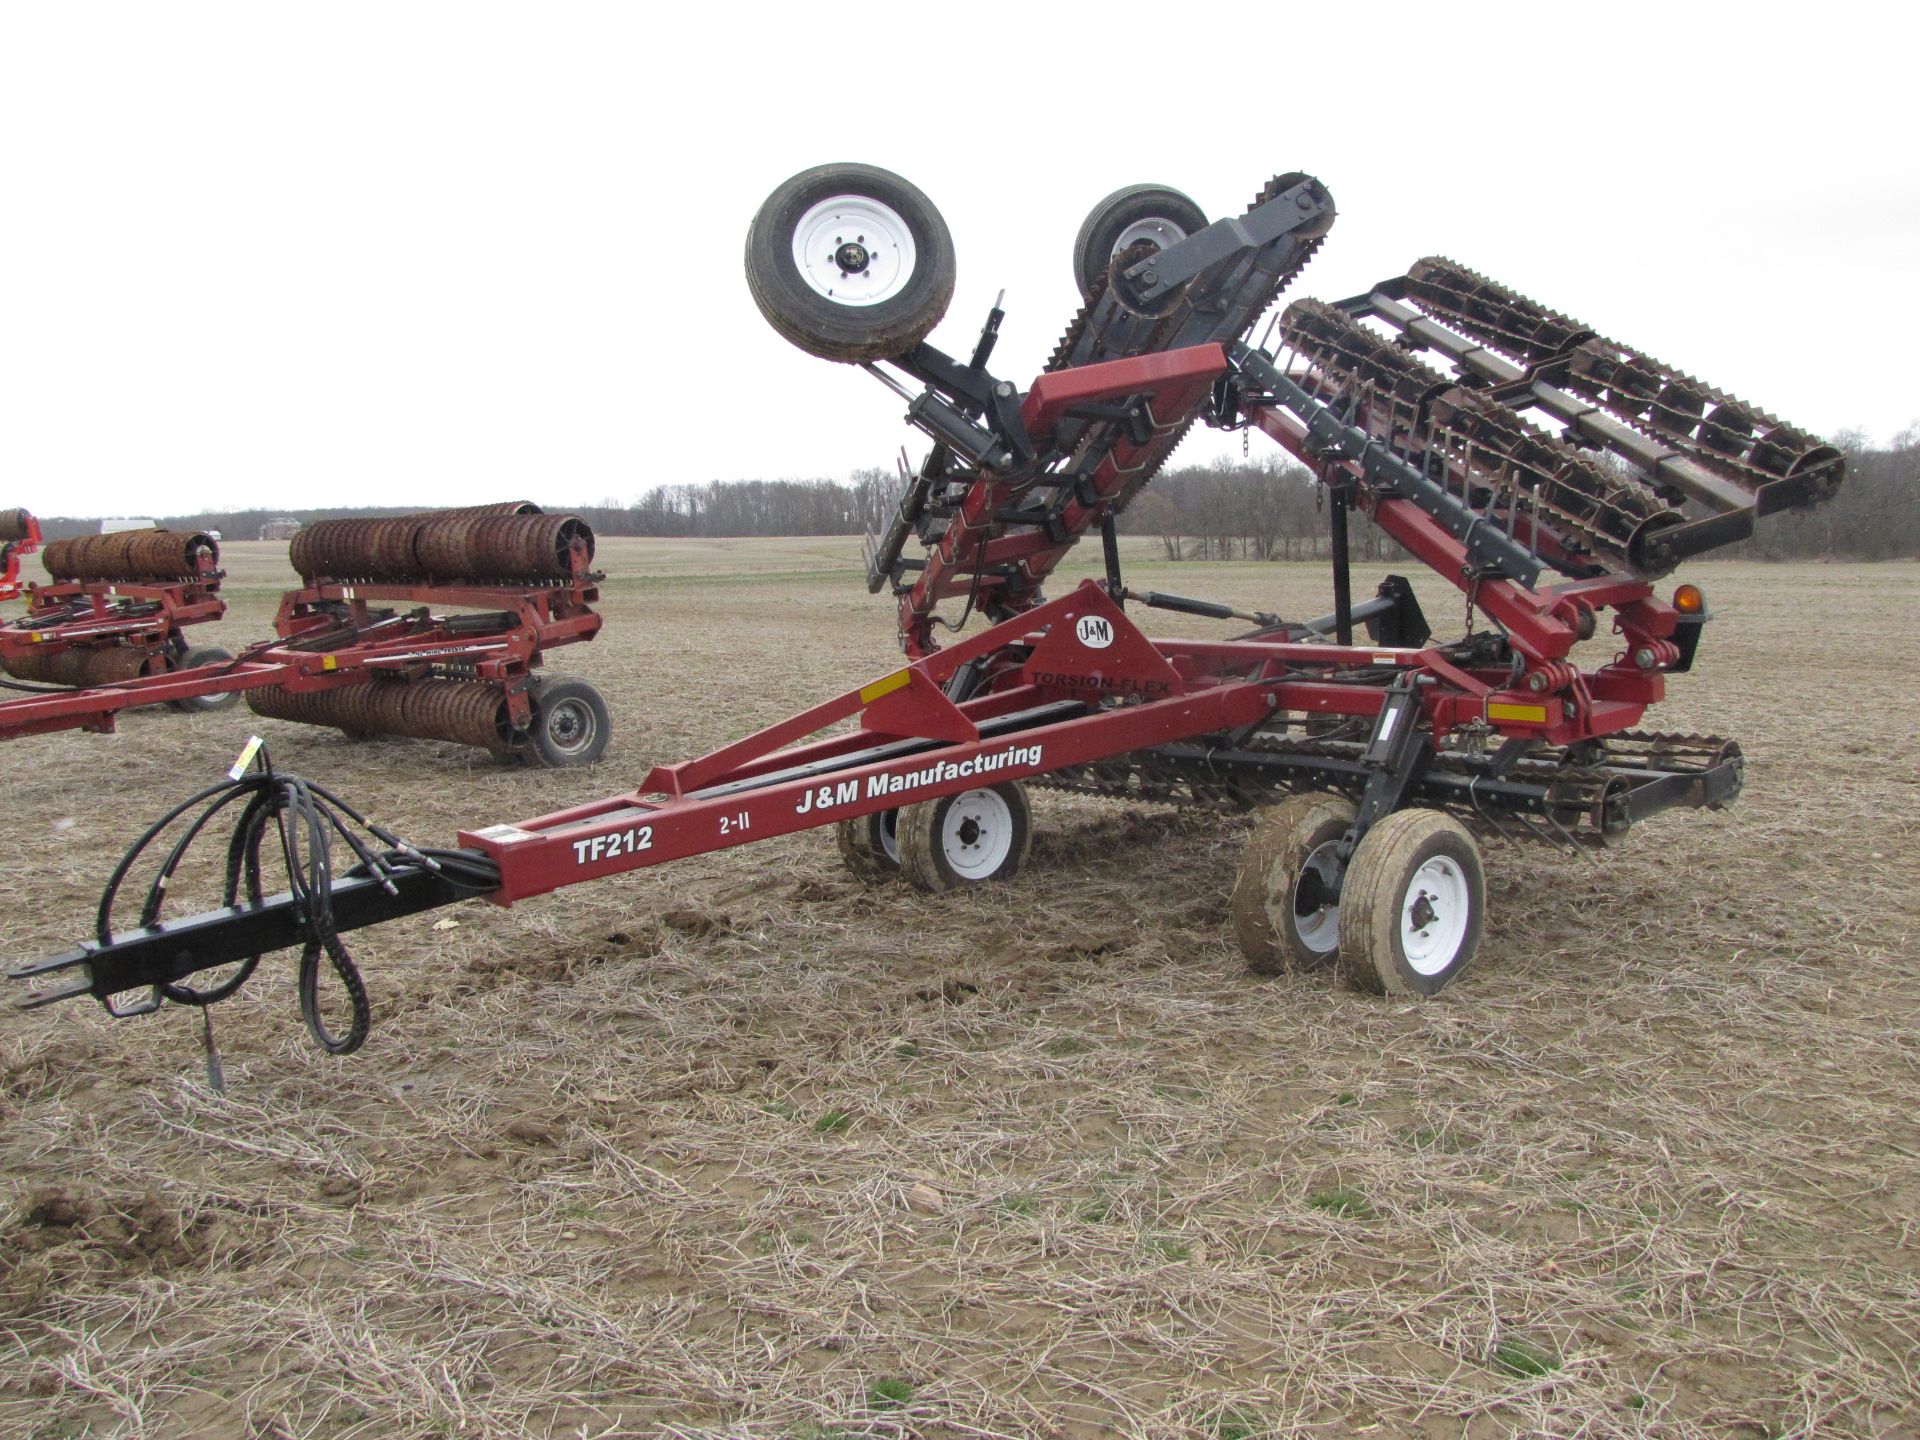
<box><xmin>247</xmin><ymin>679</ymin><xmax>514</xmax><ymax>753</ymax></box>
<box><xmin>2</xmin><ymin>646</ymin><xmax>156</xmax><ymax>688</ymax></box>
<box><xmin>0</xmin><ymin>510</ymin><xmax>34</xmax><ymax>544</ymax></box>
<box><xmin>42</xmin><ymin>530</ymin><xmax>220</xmax><ymax>584</ymax></box>
<box><xmin>290</xmin><ymin>504</ymin><xmax>592</xmax><ymax>586</ymax></box>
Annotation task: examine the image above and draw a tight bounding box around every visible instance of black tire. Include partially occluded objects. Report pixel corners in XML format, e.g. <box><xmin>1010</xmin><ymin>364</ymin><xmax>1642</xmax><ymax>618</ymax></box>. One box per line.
<box><xmin>1071</xmin><ymin>183</ymin><xmax>1208</xmax><ymax>304</ymax></box>
<box><xmin>836</xmin><ymin>809</ymin><xmax>901</xmax><ymax>881</ymax></box>
<box><xmin>745</xmin><ymin>162</ymin><xmax>956</xmax><ymax>363</ymax></box>
<box><xmin>528</xmin><ymin>677</ymin><xmax>610</xmax><ymax>768</ymax></box>
<box><xmin>171</xmin><ymin>646</ymin><xmax>241</xmax><ymax>712</ymax></box>
<box><xmin>1230</xmin><ymin>792</ymin><xmax>1356</xmax><ymax>975</ymax></box>
<box><xmin>897</xmin><ymin>782</ymin><xmax>1031</xmax><ymax>894</ymax></box>
<box><xmin>1337</xmin><ymin>810</ymin><xmax>1484</xmax><ymax>997</ymax></box>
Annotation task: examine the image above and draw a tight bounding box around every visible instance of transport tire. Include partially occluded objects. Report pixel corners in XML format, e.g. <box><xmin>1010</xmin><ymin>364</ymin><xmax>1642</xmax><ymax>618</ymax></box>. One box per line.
<box><xmin>529</xmin><ymin>677</ymin><xmax>610</xmax><ymax>768</ymax></box>
<box><xmin>171</xmin><ymin>646</ymin><xmax>241</xmax><ymax>712</ymax></box>
<box><xmin>836</xmin><ymin>808</ymin><xmax>901</xmax><ymax>881</ymax></box>
<box><xmin>1071</xmin><ymin>183</ymin><xmax>1208</xmax><ymax>304</ymax></box>
<box><xmin>896</xmin><ymin>782</ymin><xmax>1031</xmax><ymax>893</ymax></box>
<box><xmin>1230</xmin><ymin>792</ymin><xmax>1356</xmax><ymax>975</ymax></box>
<box><xmin>1336</xmin><ymin>810</ymin><xmax>1484</xmax><ymax>997</ymax></box>
<box><xmin>745</xmin><ymin>162</ymin><xmax>956</xmax><ymax>363</ymax></box>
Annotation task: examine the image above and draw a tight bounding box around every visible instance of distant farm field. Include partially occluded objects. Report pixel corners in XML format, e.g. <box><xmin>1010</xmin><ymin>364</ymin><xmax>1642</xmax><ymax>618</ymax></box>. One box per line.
<box><xmin>2</xmin><ymin>540</ymin><xmax>1917</xmax><ymax>1439</ymax></box>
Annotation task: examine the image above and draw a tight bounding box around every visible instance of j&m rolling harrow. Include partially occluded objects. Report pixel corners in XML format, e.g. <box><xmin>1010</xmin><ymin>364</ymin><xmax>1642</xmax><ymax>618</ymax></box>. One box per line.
<box><xmin>1</xmin><ymin>525</ymin><xmax>238</xmax><ymax>711</ymax></box>
<box><xmin>0</xmin><ymin>503</ymin><xmax>611</xmax><ymax>765</ymax></box>
<box><xmin>9</xmin><ymin>163</ymin><xmax>1844</xmax><ymax>1057</ymax></box>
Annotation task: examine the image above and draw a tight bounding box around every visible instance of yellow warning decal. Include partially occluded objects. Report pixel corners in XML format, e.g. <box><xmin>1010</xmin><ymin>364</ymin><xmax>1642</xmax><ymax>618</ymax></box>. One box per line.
<box><xmin>859</xmin><ymin>669</ymin><xmax>911</xmax><ymax>705</ymax></box>
<box><xmin>1487</xmin><ymin>702</ymin><xmax>1549</xmax><ymax>724</ymax></box>
<box><xmin>322</xmin><ymin>655</ymin><xmax>338</xmax><ymax>671</ymax></box>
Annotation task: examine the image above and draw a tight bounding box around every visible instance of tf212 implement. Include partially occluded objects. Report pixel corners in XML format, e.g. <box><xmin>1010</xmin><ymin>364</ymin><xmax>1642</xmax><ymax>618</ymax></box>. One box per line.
<box><xmin>9</xmin><ymin>164</ymin><xmax>1843</xmax><ymax>1056</ymax></box>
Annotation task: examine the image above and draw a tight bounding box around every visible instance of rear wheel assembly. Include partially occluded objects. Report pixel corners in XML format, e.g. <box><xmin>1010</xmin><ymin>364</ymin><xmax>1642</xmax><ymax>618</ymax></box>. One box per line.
<box><xmin>836</xmin><ymin>808</ymin><xmax>901</xmax><ymax>881</ymax></box>
<box><xmin>171</xmin><ymin>646</ymin><xmax>241</xmax><ymax>712</ymax></box>
<box><xmin>1231</xmin><ymin>792</ymin><xmax>1356</xmax><ymax>975</ymax></box>
<box><xmin>1336</xmin><ymin>810</ymin><xmax>1484</xmax><ymax>997</ymax></box>
<box><xmin>527</xmin><ymin>677</ymin><xmax>610</xmax><ymax>768</ymax></box>
<box><xmin>897</xmin><ymin>781</ymin><xmax>1031</xmax><ymax>893</ymax></box>
<box><xmin>746</xmin><ymin>162</ymin><xmax>957</xmax><ymax>362</ymax></box>
<box><xmin>1071</xmin><ymin>183</ymin><xmax>1208</xmax><ymax>305</ymax></box>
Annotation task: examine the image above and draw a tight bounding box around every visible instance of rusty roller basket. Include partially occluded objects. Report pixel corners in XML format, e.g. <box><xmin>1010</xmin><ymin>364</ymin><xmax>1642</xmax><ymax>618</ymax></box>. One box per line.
<box><xmin>0</xmin><ymin>510</ymin><xmax>33</xmax><ymax>544</ymax></box>
<box><xmin>43</xmin><ymin>530</ymin><xmax>220</xmax><ymax>584</ymax></box>
<box><xmin>289</xmin><ymin>503</ymin><xmax>591</xmax><ymax>585</ymax></box>
<box><xmin>247</xmin><ymin>678</ymin><xmax>515</xmax><ymax>753</ymax></box>
<box><xmin>1</xmin><ymin>646</ymin><xmax>157</xmax><ymax>688</ymax></box>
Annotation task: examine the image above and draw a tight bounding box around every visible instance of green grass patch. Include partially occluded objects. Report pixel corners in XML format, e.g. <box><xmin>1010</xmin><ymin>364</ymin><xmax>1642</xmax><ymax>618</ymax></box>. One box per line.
<box><xmin>1491</xmin><ymin>1336</ymin><xmax>1560</xmax><ymax>1378</ymax></box>
<box><xmin>1146</xmin><ymin>1235</ymin><xmax>1191</xmax><ymax>1260</ymax></box>
<box><xmin>1043</xmin><ymin>1036</ymin><xmax>1087</xmax><ymax>1057</ymax></box>
<box><xmin>997</xmin><ymin>1193</ymin><xmax>1039</xmax><ymax>1218</ymax></box>
<box><xmin>865</xmin><ymin>1377</ymin><xmax>914</xmax><ymax>1410</ymax></box>
<box><xmin>813</xmin><ymin>1108</ymin><xmax>853</xmax><ymax>1135</ymax></box>
<box><xmin>1202</xmin><ymin>1403</ymin><xmax>1268</xmax><ymax>1440</ymax></box>
<box><xmin>1307</xmin><ymin>1187</ymin><xmax>1374</xmax><ymax>1219</ymax></box>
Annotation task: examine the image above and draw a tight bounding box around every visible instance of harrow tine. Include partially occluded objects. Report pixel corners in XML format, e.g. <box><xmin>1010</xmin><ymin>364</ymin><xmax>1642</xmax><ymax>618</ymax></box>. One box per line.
<box><xmin>1278</xmin><ymin>300</ymin><xmax>1686</xmax><ymax>579</ymax></box>
<box><xmin>1353</xmin><ymin>259</ymin><xmax>1846</xmax><ymax>558</ymax></box>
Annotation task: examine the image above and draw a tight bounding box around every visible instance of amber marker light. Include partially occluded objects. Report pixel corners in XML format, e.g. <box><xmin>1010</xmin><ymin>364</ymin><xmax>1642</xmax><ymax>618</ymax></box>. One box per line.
<box><xmin>1673</xmin><ymin>583</ymin><xmax>1705</xmax><ymax>614</ymax></box>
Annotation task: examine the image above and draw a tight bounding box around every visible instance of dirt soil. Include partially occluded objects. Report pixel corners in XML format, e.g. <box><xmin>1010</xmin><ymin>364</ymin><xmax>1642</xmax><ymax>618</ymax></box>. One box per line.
<box><xmin>2</xmin><ymin>538</ymin><xmax>1916</xmax><ymax>1440</ymax></box>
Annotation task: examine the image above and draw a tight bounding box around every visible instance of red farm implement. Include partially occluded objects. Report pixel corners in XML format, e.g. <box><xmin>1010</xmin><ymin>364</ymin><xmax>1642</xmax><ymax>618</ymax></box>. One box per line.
<box><xmin>0</xmin><ymin>509</ymin><xmax>44</xmax><ymax>603</ymax></box>
<box><xmin>0</xmin><ymin>503</ymin><xmax>611</xmax><ymax>765</ymax></box>
<box><xmin>0</xmin><ymin>526</ymin><xmax>236</xmax><ymax>708</ymax></box>
<box><xmin>10</xmin><ymin>163</ymin><xmax>1844</xmax><ymax>1056</ymax></box>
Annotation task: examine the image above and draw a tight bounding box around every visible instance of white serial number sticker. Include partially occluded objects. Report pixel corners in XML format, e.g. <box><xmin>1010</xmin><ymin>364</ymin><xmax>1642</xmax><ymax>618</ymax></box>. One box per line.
<box><xmin>573</xmin><ymin>826</ymin><xmax>653</xmax><ymax>865</ymax></box>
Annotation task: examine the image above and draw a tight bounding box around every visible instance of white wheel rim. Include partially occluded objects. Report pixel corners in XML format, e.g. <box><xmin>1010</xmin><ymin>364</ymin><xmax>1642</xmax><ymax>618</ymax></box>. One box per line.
<box><xmin>1112</xmin><ymin>216</ymin><xmax>1189</xmax><ymax>259</ymax></box>
<box><xmin>1400</xmin><ymin>855</ymin><xmax>1470</xmax><ymax>975</ymax></box>
<box><xmin>1289</xmin><ymin>839</ymin><xmax>1342</xmax><ymax>955</ymax></box>
<box><xmin>939</xmin><ymin>789</ymin><xmax>1013</xmax><ymax>882</ymax></box>
<box><xmin>791</xmin><ymin>195</ymin><xmax>916</xmax><ymax>307</ymax></box>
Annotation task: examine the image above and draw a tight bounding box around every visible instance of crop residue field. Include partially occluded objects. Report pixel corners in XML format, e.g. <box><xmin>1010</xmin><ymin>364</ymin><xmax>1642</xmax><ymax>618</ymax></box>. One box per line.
<box><xmin>2</xmin><ymin>539</ymin><xmax>1917</xmax><ymax>1439</ymax></box>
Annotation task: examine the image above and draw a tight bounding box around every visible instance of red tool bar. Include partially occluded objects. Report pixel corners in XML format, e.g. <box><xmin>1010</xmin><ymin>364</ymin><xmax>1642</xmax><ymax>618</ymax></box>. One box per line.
<box><xmin>464</xmin><ymin>576</ymin><xmax>1660</xmax><ymax>905</ymax></box>
<box><xmin>466</xmin><ymin>681</ymin><xmax>1276</xmax><ymax>904</ymax></box>
<box><xmin>0</xmin><ymin>661</ymin><xmax>286</xmax><ymax>739</ymax></box>
<box><xmin>1019</xmin><ymin>345</ymin><xmax>1229</xmax><ymax>441</ymax></box>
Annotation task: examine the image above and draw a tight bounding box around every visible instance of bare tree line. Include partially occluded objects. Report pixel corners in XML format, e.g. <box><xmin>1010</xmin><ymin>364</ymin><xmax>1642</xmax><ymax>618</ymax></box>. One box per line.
<box><xmin>29</xmin><ymin>429</ymin><xmax>1917</xmax><ymax>560</ymax></box>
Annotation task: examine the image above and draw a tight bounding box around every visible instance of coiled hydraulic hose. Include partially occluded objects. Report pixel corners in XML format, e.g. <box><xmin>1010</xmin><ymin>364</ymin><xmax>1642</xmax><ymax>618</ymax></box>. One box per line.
<box><xmin>94</xmin><ymin>743</ymin><xmax>499</xmax><ymax>1061</ymax></box>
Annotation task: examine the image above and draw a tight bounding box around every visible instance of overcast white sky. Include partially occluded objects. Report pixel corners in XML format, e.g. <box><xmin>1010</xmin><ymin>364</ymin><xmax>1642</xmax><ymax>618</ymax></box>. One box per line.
<box><xmin>3</xmin><ymin>3</ymin><xmax>1914</xmax><ymax>519</ymax></box>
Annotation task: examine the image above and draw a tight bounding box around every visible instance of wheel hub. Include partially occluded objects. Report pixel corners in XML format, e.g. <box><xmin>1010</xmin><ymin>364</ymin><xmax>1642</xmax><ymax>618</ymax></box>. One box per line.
<box><xmin>1408</xmin><ymin>893</ymin><xmax>1438</xmax><ymax>931</ymax></box>
<box><xmin>834</xmin><ymin>240</ymin><xmax>870</xmax><ymax>274</ymax></box>
<box><xmin>547</xmin><ymin>700</ymin><xmax>589</xmax><ymax>751</ymax></box>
